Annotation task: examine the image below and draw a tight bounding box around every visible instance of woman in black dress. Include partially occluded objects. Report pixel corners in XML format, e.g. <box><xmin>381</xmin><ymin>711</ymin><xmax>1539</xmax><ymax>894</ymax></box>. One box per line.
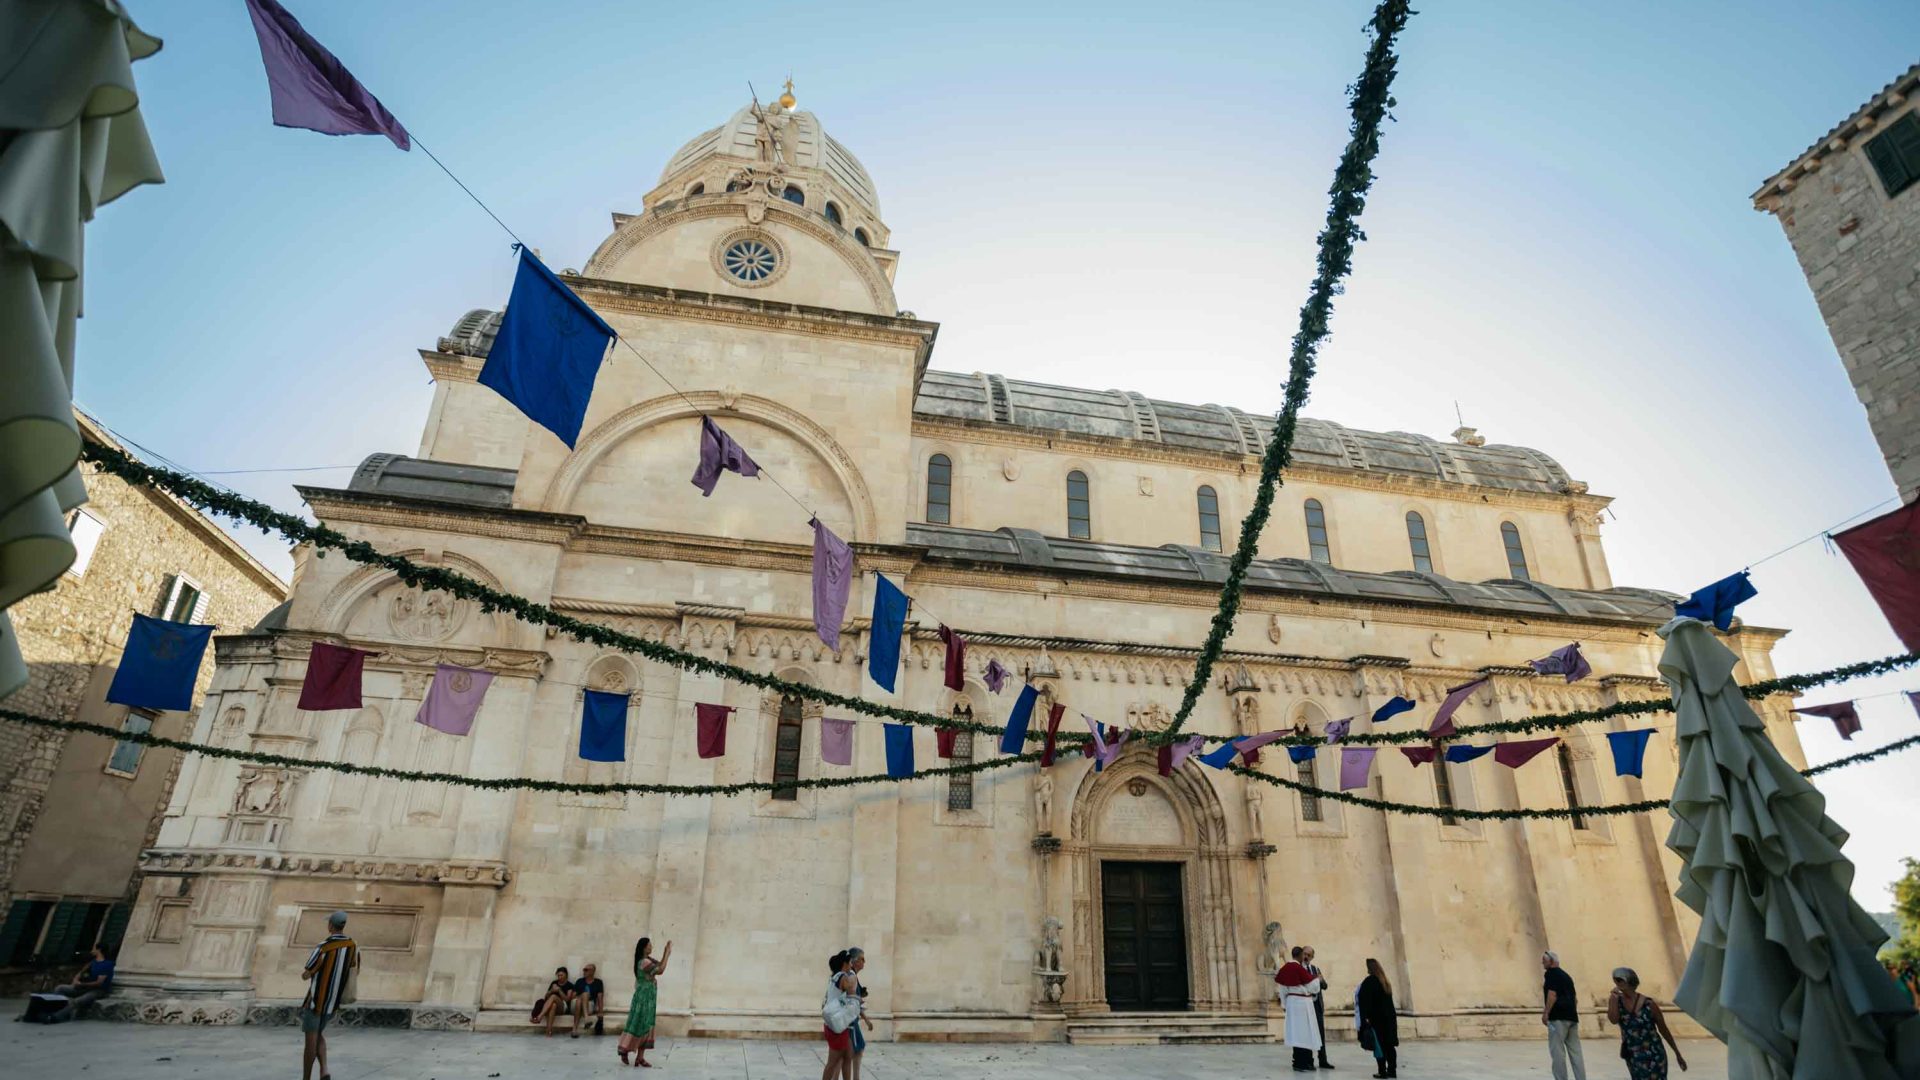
<box><xmin>1356</xmin><ymin>957</ymin><xmax>1398</xmax><ymax>1078</ymax></box>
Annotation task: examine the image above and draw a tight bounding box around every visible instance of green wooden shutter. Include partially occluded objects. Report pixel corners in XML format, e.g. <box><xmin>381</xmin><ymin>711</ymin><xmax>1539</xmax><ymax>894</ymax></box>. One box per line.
<box><xmin>1866</xmin><ymin>115</ymin><xmax>1920</xmax><ymax>197</ymax></box>
<box><xmin>35</xmin><ymin>900</ymin><xmax>85</xmax><ymax>963</ymax></box>
<box><xmin>101</xmin><ymin>903</ymin><xmax>133</xmax><ymax>953</ymax></box>
<box><xmin>0</xmin><ymin>901</ymin><xmax>34</xmax><ymax>964</ymax></box>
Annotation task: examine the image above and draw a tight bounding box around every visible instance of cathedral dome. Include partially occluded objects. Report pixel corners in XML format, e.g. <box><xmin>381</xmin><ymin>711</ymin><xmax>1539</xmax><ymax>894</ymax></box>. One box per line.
<box><xmin>660</xmin><ymin>101</ymin><xmax>880</xmax><ymax>216</ymax></box>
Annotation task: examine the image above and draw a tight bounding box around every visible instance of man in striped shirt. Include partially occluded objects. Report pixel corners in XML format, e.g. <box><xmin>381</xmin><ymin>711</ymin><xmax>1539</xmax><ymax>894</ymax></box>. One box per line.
<box><xmin>301</xmin><ymin>911</ymin><xmax>358</xmax><ymax>1080</ymax></box>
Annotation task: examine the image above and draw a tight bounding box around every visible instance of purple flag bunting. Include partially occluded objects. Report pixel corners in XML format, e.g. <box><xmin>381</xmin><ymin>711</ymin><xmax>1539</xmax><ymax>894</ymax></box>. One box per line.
<box><xmin>414</xmin><ymin>664</ymin><xmax>494</xmax><ymax>736</ymax></box>
<box><xmin>810</xmin><ymin>517</ymin><xmax>853</xmax><ymax>651</ymax></box>
<box><xmin>1324</xmin><ymin>718</ymin><xmax>1352</xmax><ymax>744</ymax></box>
<box><xmin>1429</xmin><ymin>677</ymin><xmax>1489</xmax><ymax>737</ymax></box>
<box><xmin>1400</xmin><ymin>745</ymin><xmax>1438</xmax><ymax>766</ymax></box>
<box><xmin>1528</xmin><ymin>643</ymin><xmax>1592</xmax><ymax>684</ymax></box>
<box><xmin>983</xmin><ymin>658</ymin><xmax>1012</xmax><ymax>693</ymax></box>
<box><xmin>1339</xmin><ymin>747</ymin><xmax>1377</xmax><ymax>790</ymax></box>
<box><xmin>690</xmin><ymin>416</ymin><xmax>760</xmax><ymax>496</ymax></box>
<box><xmin>1235</xmin><ymin>729</ymin><xmax>1287</xmax><ymax>765</ymax></box>
<box><xmin>243</xmin><ymin>0</ymin><xmax>411</xmax><ymax>149</ymax></box>
<box><xmin>820</xmin><ymin>718</ymin><xmax>854</xmax><ymax>766</ymax></box>
<box><xmin>1167</xmin><ymin>734</ymin><xmax>1206</xmax><ymax>772</ymax></box>
<box><xmin>1792</xmin><ymin>701</ymin><xmax>1863</xmax><ymax>741</ymax></box>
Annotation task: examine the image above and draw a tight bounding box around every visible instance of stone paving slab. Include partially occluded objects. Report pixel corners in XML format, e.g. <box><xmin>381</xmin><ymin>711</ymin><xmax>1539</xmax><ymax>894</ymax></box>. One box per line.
<box><xmin>2</xmin><ymin>1018</ymin><xmax>1728</xmax><ymax>1079</ymax></box>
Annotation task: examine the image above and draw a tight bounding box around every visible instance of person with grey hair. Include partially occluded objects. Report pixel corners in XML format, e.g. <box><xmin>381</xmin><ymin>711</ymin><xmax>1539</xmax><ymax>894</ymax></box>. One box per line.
<box><xmin>1540</xmin><ymin>950</ymin><xmax>1585</xmax><ymax>1080</ymax></box>
<box><xmin>1607</xmin><ymin>967</ymin><xmax>1686</xmax><ymax>1078</ymax></box>
<box><xmin>300</xmin><ymin>911</ymin><xmax>357</xmax><ymax>1080</ymax></box>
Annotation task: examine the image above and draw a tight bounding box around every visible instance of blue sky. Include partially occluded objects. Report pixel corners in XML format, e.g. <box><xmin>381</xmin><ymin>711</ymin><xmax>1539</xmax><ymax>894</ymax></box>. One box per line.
<box><xmin>80</xmin><ymin>2</ymin><xmax>1920</xmax><ymax>906</ymax></box>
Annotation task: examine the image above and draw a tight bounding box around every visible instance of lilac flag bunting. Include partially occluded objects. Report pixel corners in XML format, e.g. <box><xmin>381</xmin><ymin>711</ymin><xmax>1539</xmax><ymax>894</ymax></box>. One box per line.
<box><xmin>690</xmin><ymin>416</ymin><xmax>760</xmax><ymax>496</ymax></box>
<box><xmin>1167</xmin><ymin>734</ymin><xmax>1205</xmax><ymax>772</ymax></box>
<box><xmin>983</xmin><ymin>659</ymin><xmax>1011</xmax><ymax>694</ymax></box>
<box><xmin>1324</xmin><ymin>718</ymin><xmax>1352</xmax><ymax>744</ymax></box>
<box><xmin>820</xmin><ymin>718</ymin><xmax>854</xmax><ymax>766</ymax></box>
<box><xmin>1339</xmin><ymin>747</ymin><xmax>1377</xmax><ymax>790</ymax></box>
<box><xmin>1082</xmin><ymin>716</ymin><xmax>1129</xmax><ymax>769</ymax></box>
<box><xmin>810</xmin><ymin>517</ymin><xmax>853</xmax><ymax>651</ymax></box>
<box><xmin>1528</xmin><ymin>642</ymin><xmax>1592</xmax><ymax>683</ymax></box>
<box><xmin>1429</xmin><ymin>677</ymin><xmax>1488</xmax><ymax>737</ymax></box>
<box><xmin>1911</xmin><ymin>690</ymin><xmax>1920</xmax><ymax>721</ymax></box>
<box><xmin>414</xmin><ymin>664</ymin><xmax>494</xmax><ymax>736</ymax></box>
<box><xmin>1792</xmin><ymin>701</ymin><xmax>1863</xmax><ymax>741</ymax></box>
<box><xmin>243</xmin><ymin>0</ymin><xmax>411</xmax><ymax>149</ymax></box>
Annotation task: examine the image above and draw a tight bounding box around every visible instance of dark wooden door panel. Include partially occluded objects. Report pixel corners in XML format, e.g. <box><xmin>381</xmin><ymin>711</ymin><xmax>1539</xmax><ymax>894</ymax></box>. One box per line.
<box><xmin>1100</xmin><ymin>861</ymin><xmax>1189</xmax><ymax>1011</ymax></box>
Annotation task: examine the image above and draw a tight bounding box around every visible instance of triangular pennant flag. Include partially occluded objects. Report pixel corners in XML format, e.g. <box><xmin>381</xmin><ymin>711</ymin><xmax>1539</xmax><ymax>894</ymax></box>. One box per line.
<box><xmin>1443</xmin><ymin>744</ymin><xmax>1493</xmax><ymax>764</ymax></box>
<box><xmin>1910</xmin><ymin>690</ymin><xmax>1920</xmax><ymax>720</ymax></box>
<box><xmin>1400</xmin><ymin>745</ymin><xmax>1438</xmax><ymax>767</ymax></box>
<box><xmin>695</xmin><ymin>703</ymin><xmax>732</xmax><ymax>759</ymax></box>
<box><xmin>1002</xmin><ymin>684</ymin><xmax>1038</xmax><ymax>756</ymax></box>
<box><xmin>1372</xmin><ymin>696</ymin><xmax>1416</xmax><ymax>723</ymax></box>
<box><xmin>1792</xmin><ymin>701</ymin><xmax>1863</xmax><ymax>741</ymax></box>
<box><xmin>1167</xmin><ymin>734</ymin><xmax>1205</xmax><ymax>772</ymax></box>
<box><xmin>867</xmin><ymin>574</ymin><xmax>908</xmax><ymax>693</ymax></box>
<box><xmin>810</xmin><ymin>517</ymin><xmax>853</xmax><ymax>652</ymax></box>
<box><xmin>1528</xmin><ymin>643</ymin><xmax>1592</xmax><ymax>684</ymax></box>
<box><xmin>1605</xmin><ymin>729</ymin><xmax>1654</xmax><ymax>777</ymax></box>
<box><xmin>820</xmin><ymin>718</ymin><xmax>854</xmax><ymax>766</ymax></box>
<box><xmin>414</xmin><ymin>663</ymin><xmax>494</xmax><ymax>736</ymax></box>
<box><xmin>579</xmin><ymin>690</ymin><xmax>628</xmax><ymax>762</ymax></box>
<box><xmin>1673</xmin><ymin>570</ymin><xmax>1757</xmax><ymax>632</ymax></box>
<box><xmin>884</xmin><ymin>723</ymin><xmax>914</xmax><ymax>777</ymax></box>
<box><xmin>939</xmin><ymin>625</ymin><xmax>967</xmax><ymax>692</ymax></box>
<box><xmin>1286</xmin><ymin>745</ymin><xmax>1317</xmax><ymax>764</ymax></box>
<box><xmin>1493</xmin><ymin>737</ymin><xmax>1559</xmax><ymax>769</ymax></box>
<box><xmin>243</xmin><ymin>0</ymin><xmax>411</xmax><ymax>149</ymax></box>
<box><xmin>936</xmin><ymin>726</ymin><xmax>960</xmax><ymax>759</ymax></box>
<box><xmin>1429</xmin><ymin>677</ymin><xmax>1488</xmax><ymax>738</ymax></box>
<box><xmin>106</xmin><ymin>614</ymin><xmax>215</xmax><ymax>712</ymax></box>
<box><xmin>1038</xmin><ymin>701</ymin><xmax>1065</xmax><ymax>765</ymax></box>
<box><xmin>479</xmin><ymin>248</ymin><xmax>616</xmax><ymax>449</ymax></box>
<box><xmin>1832</xmin><ymin>501</ymin><xmax>1920</xmax><ymax>652</ymax></box>
<box><xmin>690</xmin><ymin>416</ymin><xmax>761</xmax><ymax>496</ymax></box>
<box><xmin>1324</xmin><ymin>718</ymin><xmax>1352</xmax><ymax>744</ymax></box>
<box><xmin>1235</xmin><ymin>730</ymin><xmax>1287</xmax><ymax>765</ymax></box>
<box><xmin>1339</xmin><ymin>747</ymin><xmax>1377</xmax><ymax>790</ymax></box>
<box><xmin>983</xmin><ymin>659</ymin><xmax>1012</xmax><ymax>694</ymax></box>
<box><xmin>297</xmin><ymin>641</ymin><xmax>367</xmax><ymax>711</ymax></box>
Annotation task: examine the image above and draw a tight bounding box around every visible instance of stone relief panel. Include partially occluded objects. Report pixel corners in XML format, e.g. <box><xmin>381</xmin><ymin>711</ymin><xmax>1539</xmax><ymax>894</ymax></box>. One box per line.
<box><xmin>386</xmin><ymin>587</ymin><xmax>469</xmax><ymax>643</ymax></box>
<box><xmin>1097</xmin><ymin>780</ymin><xmax>1183</xmax><ymax>847</ymax></box>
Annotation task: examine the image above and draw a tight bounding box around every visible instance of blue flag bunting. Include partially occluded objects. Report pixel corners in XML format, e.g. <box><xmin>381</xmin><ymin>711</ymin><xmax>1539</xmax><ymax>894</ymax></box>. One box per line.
<box><xmin>1371</xmin><ymin>696</ymin><xmax>1416</xmax><ymax>723</ymax></box>
<box><xmin>1673</xmin><ymin>570</ymin><xmax>1757</xmax><ymax>632</ymax></box>
<box><xmin>1606</xmin><ymin>729</ymin><xmax>1655</xmax><ymax>777</ymax></box>
<box><xmin>867</xmin><ymin>574</ymin><xmax>909</xmax><ymax>692</ymax></box>
<box><xmin>884</xmin><ymin>723</ymin><xmax>914</xmax><ymax>778</ymax></box>
<box><xmin>1287</xmin><ymin>745</ymin><xmax>1317</xmax><ymax>763</ymax></box>
<box><xmin>106</xmin><ymin>614</ymin><xmax>214</xmax><ymax>712</ymax></box>
<box><xmin>579</xmin><ymin>690</ymin><xmax>629</xmax><ymax>762</ymax></box>
<box><xmin>479</xmin><ymin>247</ymin><xmax>616</xmax><ymax>449</ymax></box>
<box><xmin>999</xmin><ymin>683</ymin><xmax>1037</xmax><ymax>755</ymax></box>
<box><xmin>1444</xmin><ymin>744</ymin><xmax>1494</xmax><ymax>764</ymax></box>
<box><xmin>1198</xmin><ymin>740</ymin><xmax>1241</xmax><ymax>769</ymax></box>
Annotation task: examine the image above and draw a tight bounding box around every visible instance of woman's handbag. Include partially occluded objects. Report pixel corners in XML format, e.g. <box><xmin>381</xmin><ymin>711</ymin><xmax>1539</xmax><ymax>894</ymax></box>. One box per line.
<box><xmin>1359</xmin><ymin>1022</ymin><xmax>1377</xmax><ymax>1053</ymax></box>
<box><xmin>823</xmin><ymin>986</ymin><xmax>860</xmax><ymax>1034</ymax></box>
<box><xmin>337</xmin><ymin>957</ymin><xmax>358</xmax><ymax>1006</ymax></box>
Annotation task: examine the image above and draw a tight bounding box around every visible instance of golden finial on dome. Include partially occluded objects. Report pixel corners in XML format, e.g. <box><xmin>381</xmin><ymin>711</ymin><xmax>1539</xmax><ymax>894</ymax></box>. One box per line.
<box><xmin>779</xmin><ymin>76</ymin><xmax>796</xmax><ymax>110</ymax></box>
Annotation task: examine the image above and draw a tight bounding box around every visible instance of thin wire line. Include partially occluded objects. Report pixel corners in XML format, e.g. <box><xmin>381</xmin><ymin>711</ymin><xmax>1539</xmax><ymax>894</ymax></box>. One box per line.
<box><xmin>411</xmin><ymin>136</ymin><xmax>526</xmax><ymax>250</ymax></box>
<box><xmin>197</xmin><ymin>464</ymin><xmax>358</xmax><ymax>476</ymax></box>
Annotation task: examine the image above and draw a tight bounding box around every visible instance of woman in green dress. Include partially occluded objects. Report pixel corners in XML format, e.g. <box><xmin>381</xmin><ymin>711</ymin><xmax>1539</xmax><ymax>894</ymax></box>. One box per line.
<box><xmin>619</xmin><ymin>937</ymin><xmax>671</xmax><ymax>1067</ymax></box>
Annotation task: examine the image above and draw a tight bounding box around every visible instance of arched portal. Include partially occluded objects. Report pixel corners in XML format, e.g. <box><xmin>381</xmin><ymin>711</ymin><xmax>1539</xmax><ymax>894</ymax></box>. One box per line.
<box><xmin>1063</xmin><ymin>746</ymin><xmax>1242</xmax><ymax>1014</ymax></box>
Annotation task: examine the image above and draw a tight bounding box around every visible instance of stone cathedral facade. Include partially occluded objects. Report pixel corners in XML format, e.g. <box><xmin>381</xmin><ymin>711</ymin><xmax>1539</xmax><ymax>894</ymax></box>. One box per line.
<box><xmin>114</xmin><ymin>92</ymin><xmax>1801</xmax><ymax>1041</ymax></box>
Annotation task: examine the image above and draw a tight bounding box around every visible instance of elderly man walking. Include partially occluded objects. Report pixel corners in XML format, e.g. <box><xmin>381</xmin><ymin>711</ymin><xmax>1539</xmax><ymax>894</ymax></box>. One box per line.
<box><xmin>301</xmin><ymin>911</ymin><xmax>358</xmax><ymax>1080</ymax></box>
<box><xmin>1540</xmin><ymin>950</ymin><xmax>1586</xmax><ymax>1080</ymax></box>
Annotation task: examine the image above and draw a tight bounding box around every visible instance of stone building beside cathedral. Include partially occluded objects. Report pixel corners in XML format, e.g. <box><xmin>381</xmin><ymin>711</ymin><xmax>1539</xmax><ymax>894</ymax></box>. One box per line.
<box><xmin>113</xmin><ymin>92</ymin><xmax>1800</xmax><ymax>1041</ymax></box>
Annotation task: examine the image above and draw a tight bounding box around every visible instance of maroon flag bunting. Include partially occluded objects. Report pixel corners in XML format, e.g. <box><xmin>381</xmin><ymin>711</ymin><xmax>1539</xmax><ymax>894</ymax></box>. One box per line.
<box><xmin>1493</xmin><ymin>737</ymin><xmax>1559</xmax><ymax>768</ymax></box>
<box><xmin>936</xmin><ymin>726</ymin><xmax>960</xmax><ymax>759</ymax></box>
<box><xmin>1792</xmin><ymin>701</ymin><xmax>1863</xmax><ymax>741</ymax></box>
<box><xmin>1832</xmin><ymin>501</ymin><xmax>1920</xmax><ymax>652</ymax></box>
<box><xmin>695</xmin><ymin>703</ymin><xmax>733</xmax><ymax>759</ymax></box>
<box><xmin>1400</xmin><ymin>745</ymin><xmax>1438</xmax><ymax>766</ymax></box>
<box><xmin>1040</xmin><ymin>703</ymin><xmax>1066</xmax><ymax>766</ymax></box>
<box><xmin>939</xmin><ymin>625</ymin><xmax>966</xmax><ymax>692</ymax></box>
<box><xmin>297</xmin><ymin>641</ymin><xmax>368</xmax><ymax>710</ymax></box>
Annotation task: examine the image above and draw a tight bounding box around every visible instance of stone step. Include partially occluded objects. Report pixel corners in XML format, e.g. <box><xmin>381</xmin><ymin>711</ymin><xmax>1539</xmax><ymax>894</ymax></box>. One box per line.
<box><xmin>1066</xmin><ymin>1013</ymin><xmax>1272</xmax><ymax>1045</ymax></box>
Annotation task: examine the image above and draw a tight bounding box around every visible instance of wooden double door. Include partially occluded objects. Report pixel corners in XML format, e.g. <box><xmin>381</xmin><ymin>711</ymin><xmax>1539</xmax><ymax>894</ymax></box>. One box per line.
<box><xmin>1100</xmin><ymin>860</ymin><xmax>1189</xmax><ymax>1011</ymax></box>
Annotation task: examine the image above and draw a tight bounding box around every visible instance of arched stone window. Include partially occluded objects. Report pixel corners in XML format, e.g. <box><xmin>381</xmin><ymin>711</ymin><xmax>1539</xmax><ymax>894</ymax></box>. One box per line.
<box><xmin>685</xmin><ymin>182</ymin><xmax>705</xmax><ymax>197</ymax></box>
<box><xmin>1304</xmin><ymin>499</ymin><xmax>1331</xmax><ymax>563</ymax></box>
<box><xmin>824</xmin><ymin>201</ymin><xmax>843</xmax><ymax>227</ymax></box>
<box><xmin>926</xmin><ymin>454</ymin><xmax>952</xmax><ymax>524</ymax></box>
<box><xmin>1197</xmin><ymin>486</ymin><xmax>1222</xmax><ymax>552</ymax></box>
<box><xmin>1500</xmin><ymin>522</ymin><xmax>1531</xmax><ymax>581</ymax></box>
<box><xmin>1557</xmin><ymin>744</ymin><xmax>1588</xmax><ymax>830</ymax></box>
<box><xmin>781</xmin><ymin>184</ymin><xmax>805</xmax><ymax>206</ymax></box>
<box><xmin>854</xmin><ymin>227</ymin><xmax>871</xmax><ymax>247</ymax></box>
<box><xmin>772</xmin><ymin>694</ymin><xmax>804</xmax><ymax>800</ymax></box>
<box><xmin>1066</xmin><ymin>471</ymin><xmax>1091</xmax><ymax>540</ymax></box>
<box><xmin>947</xmin><ymin>703</ymin><xmax>975</xmax><ymax>811</ymax></box>
<box><xmin>1433</xmin><ymin>762</ymin><xmax>1460</xmax><ymax>827</ymax></box>
<box><xmin>1406</xmin><ymin>511</ymin><xmax>1433</xmax><ymax>573</ymax></box>
<box><xmin>725</xmin><ymin>179</ymin><xmax>747</xmax><ymax>193</ymax></box>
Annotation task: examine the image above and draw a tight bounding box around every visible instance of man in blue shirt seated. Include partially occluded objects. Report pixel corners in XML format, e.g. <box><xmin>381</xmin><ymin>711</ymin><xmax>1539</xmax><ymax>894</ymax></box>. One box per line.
<box><xmin>46</xmin><ymin>944</ymin><xmax>115</xmax><ymax>1023</ymax></box>
<box><xmin>570</xmin><ymin>962</ymin><xmax>607</xmax><ymax>1037</ymax></box>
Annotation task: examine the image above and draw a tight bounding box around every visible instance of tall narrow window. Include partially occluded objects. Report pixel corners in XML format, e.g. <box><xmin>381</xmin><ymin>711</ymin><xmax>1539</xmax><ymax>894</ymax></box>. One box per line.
<box><xmin>1296</xmin><ymin>758</ymin><xmax>1323</xmax><ymax>822</ymax></box>
<box><xmin>772</xmin><ymin>694</ymin><xmax>804</xmax><ymax>801</ymax></box>
<box><xmin>824</xmin><ymin>202</ymin><xmax>844</xmax><ymax>227</ymax></box>
<box><xmin>948</xmin><ymin>706</ymin><xmax>975</xmax><ymax>811</ymax></box>
<box><xmin>1433</xmin><ymin>763</ymin><xmax>1460</xmax><ymax>827</ymax></box>
<box><xmin>1557</xmin><ymin>745</ymin><xmax>1588</xmax><ymax>830</ymax></box>
<box><xmin>1405</xmin><ymin>511</ymin><xmax>1433</xmax><ymax>573</ymax></box>
<box><xmin>926</xmin><ymin>455</ymin><xmax>952</xmax><ymax>524</ymax></box>
<box><xmin>1066</xmin><ymin>471</ymin><xmax>1091</xmax><ymax>540</ymax></box>
<box><xmin>1197</xmin><ymin>486</ymin><xmax>1222</xmax><ymax>552</ymax></box>
<box><xmin>1500</xmin><ymin>522</ymin><xmax>1530</xmax><ymax>581</ymax></box>
<box><xmin>781</xmin><ymin>184</ymin><xmax>805</xmax><ymax>206</ymax></box>
<box><xmin>106</xmin><ymin>710</ymin><xmax>154</xmax><ymax>776</ymax></box>
<box><xmin>1304</xmin><ymin>499</ymin><xmax>1331</xmax><ymax>563</ymax></box>
<box><xmin>854</xmin><ymin>227</ymin><xmax>871</xmax><ymax>246</ymax></box>
<box><xmin>1865</xmin><ymin>112</ymin><xmax>1920</xmax><ymax>199</ymax></box>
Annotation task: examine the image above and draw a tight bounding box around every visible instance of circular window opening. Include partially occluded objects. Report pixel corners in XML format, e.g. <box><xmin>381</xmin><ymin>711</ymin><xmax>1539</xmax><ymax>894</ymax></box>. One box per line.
<box><xmin>722</xmin><ymin>238</ymin><xmax>778</xmax><ymax>282</ymax></box>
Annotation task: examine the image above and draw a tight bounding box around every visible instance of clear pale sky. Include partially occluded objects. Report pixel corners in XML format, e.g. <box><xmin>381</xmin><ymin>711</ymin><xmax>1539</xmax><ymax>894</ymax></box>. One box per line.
<box><xmin>76</xmin><ymin>2</ymin><xmax>1920</xmax><ymax>908</ymax></box>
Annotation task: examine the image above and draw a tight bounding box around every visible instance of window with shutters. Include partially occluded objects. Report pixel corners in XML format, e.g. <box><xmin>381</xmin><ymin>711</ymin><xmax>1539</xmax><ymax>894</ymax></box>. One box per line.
<box><xmin>1558</xmin><ymin>744</ymin><xmax>1589</xmax><ymax>830</ymax></box>
<box><xmin>1197</xmin><ymin>486</ymin><xmax>1223</xmax><ymax>552</ymax></box>
<box><xmin>105</xmin><ymin>710</ymin><xmax>155</xmax><ymax>777</ymax></box>
<box><xmin>1304</xmin><ymin>499</ymin><xmax>1331</xmax><ymax>563</ymax></box>
<box><xmin>160</xmin><ymin>573</ymin><xmax>209</xmax><ymax>623</ymax></box>
<box><xmin>1405</xmin><ymin>511</ymin><xmax>1434</xmax><ymax>573</ymax></box>
<box><xmin>0</xmin><ymin>899</ymin><xmax>54</xmax><ymax>965</ymax></box>
<box><xmin>771</xmin><ymin>694</ymin><xmax>804</xmax><ymax>801</ymax></box>
<box><xmin>65</xmin><ymin>509</ymin><xmax>106</xmax><ymax>578</ymax></box>
<box><xmin>926</xmin><ymin>454</ymin><xmax>952</xmax><ymax>524</ymax></box>
<box><xmin>1066</xmin><ymin>471</ymin><xmax>1091</xmax><ymax>540</ymax></box>
<box><xmin>1500</xmin><ymin>522</ymin><xmax>1530</xmax><ymax>581</ymax></box>
<box><xmin>1433</xmin><ymin>763</ymin><xmax>1460</xmax><ymax>827</ymax></box>
<box><xmin>1865</xmin><ymin>112</ymin><xmax>1920</xmax><ymax>199</ymax></box>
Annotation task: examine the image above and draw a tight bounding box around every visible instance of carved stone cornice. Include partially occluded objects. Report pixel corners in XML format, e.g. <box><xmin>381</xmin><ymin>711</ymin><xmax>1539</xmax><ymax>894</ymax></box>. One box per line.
<box><xmin>297</xmin><ymin>487</ymin><xmax>586</xmax><ymax>546</ymax></box>
<box><xmin>138</xmin><ymin>849</ymin><xmax>512</xmax><ymax>888</ymax></box>
<box><xmin>260</xmin><ymin>631</ymin><xmax>549</xmax><ymax>676</ymax></box>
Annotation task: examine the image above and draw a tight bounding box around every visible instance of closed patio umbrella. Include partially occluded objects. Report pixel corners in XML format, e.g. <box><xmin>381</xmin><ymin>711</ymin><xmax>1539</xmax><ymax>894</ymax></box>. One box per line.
<box><xmin>0</xmin><ymin>0</ymin><xmax>163</xmax><ymax>696</ymax></box>
<box><xmin>1659</xmin><ymin>615</ymin><xmax>1920</xmax><ymax>1078</ymax></box>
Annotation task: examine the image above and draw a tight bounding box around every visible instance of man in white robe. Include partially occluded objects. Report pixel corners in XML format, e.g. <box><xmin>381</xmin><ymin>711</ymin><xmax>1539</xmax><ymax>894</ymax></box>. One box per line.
<box><xmin>1278</xmin><ymin>947</ymin><xmax>1323</xmax><ymax>1072</ymax></box>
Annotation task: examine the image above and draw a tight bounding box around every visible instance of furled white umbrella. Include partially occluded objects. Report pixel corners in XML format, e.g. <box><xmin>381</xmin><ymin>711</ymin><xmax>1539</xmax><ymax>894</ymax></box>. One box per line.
<box><xmin>1659</xmin><ymin>616</ymin><xmax>1920</xmax><ymax>1078</ymax></box>
<box><xmin>0</xmin><ymin>1</ymin><xmax>163</xmax><ymax>696</ymax></box>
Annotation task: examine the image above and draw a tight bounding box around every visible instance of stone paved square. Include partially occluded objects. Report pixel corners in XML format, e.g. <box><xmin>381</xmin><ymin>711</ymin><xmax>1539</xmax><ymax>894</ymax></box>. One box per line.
<box><xmin>2</xmin><ymin>1016</ymin><xmax>1728</xmax><ymax>1079</ymax></box>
